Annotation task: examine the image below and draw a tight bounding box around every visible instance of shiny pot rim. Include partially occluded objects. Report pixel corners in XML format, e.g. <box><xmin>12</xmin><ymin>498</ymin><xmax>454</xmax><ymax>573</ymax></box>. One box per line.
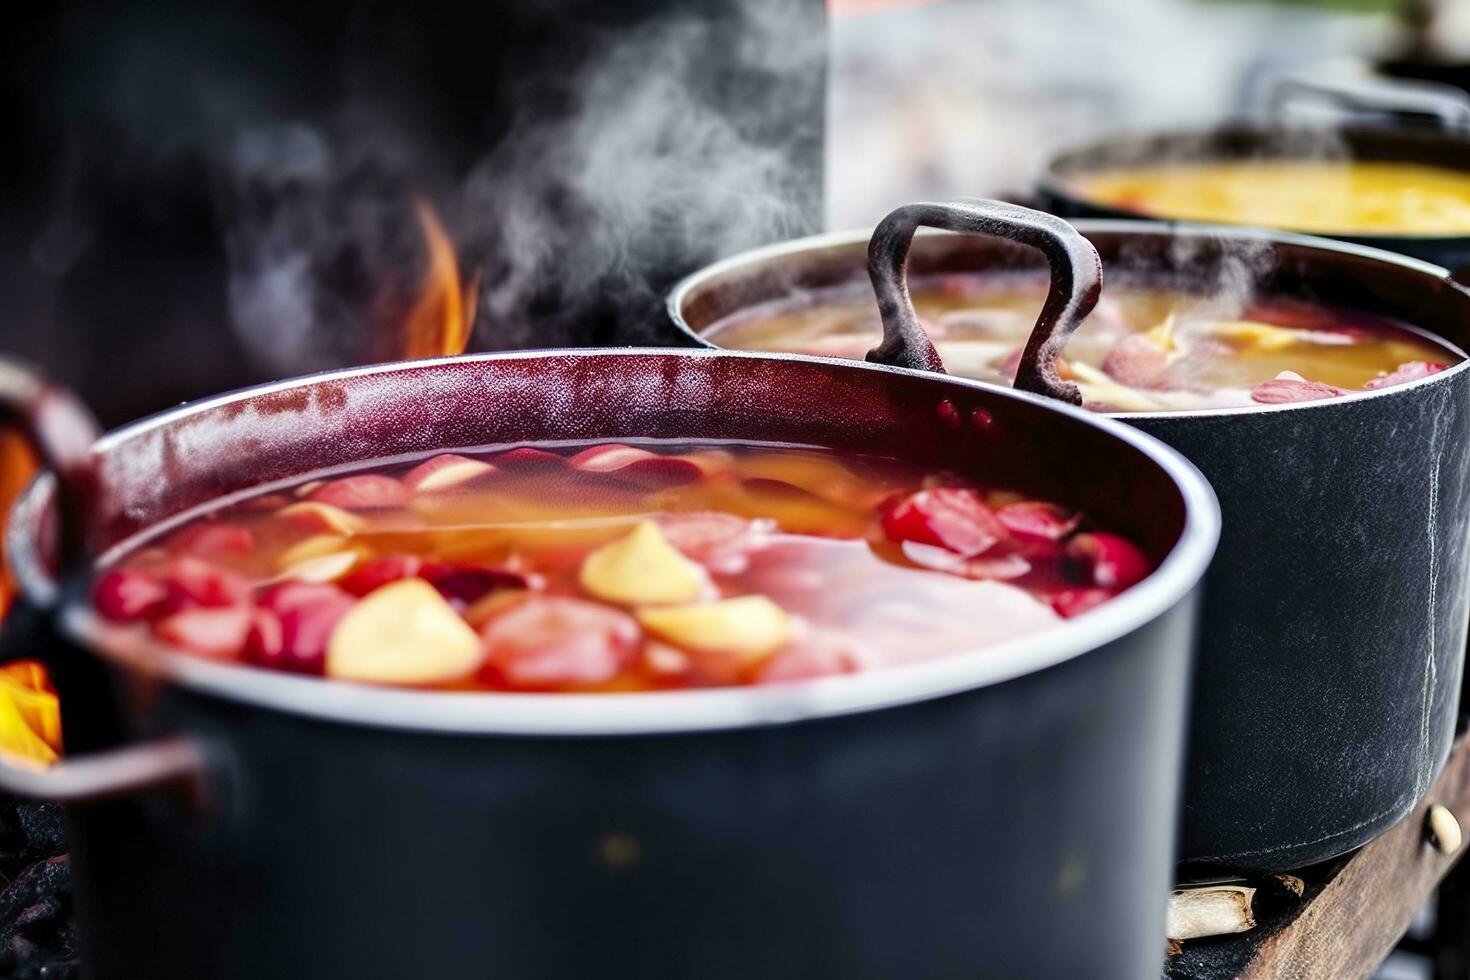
<box><xmin>667</xmin><ymin>218</ymin><xmax>1470</xmax><ymax>421</ymax></box>
<box><xmin>9</xmin><ymin>348</ymin><xmax>1219</xmax><ymax>738</ymax></box>
<box><xmin>1035</xmin><ymin>122</ymin><xmax>1470</xmax><ymax>246</ymax></box>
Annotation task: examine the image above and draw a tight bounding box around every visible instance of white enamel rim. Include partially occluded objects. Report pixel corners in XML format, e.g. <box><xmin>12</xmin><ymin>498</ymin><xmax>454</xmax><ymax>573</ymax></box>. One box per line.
<box><xmin>10</xmin><ymin>349</ymin><xmax>1220</xmax><ymax>737</ymax></box>
<box><xmin>666</xmin><ymin>219</ymin><xmax>1470</xmax><ymax>422</ymax></box>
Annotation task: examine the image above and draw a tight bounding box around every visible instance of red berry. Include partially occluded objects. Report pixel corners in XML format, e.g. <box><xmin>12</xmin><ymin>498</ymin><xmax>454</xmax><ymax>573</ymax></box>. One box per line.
<box><xmin>881</xmin><ymin>488</ymin><xmax>1006</xmax><ymax>557</ymax></box>
<box><xmin>161</xmin><ymin>558</ymin><xmax>250</xmax><ymax>610</ymax></box>
<box><xmin>339</xmin><ymin>555</ymin><xmax>423</xmax><ymax>597</ymax></box>
<box><xmin>251</xmin><ymin>582</ymin><xmax>354</xmax><ymax>674</ymax></box>
<box><xmin>93</xmin><ymin>569</ymin><xmax>170</xmax><ymax>622</ymax></box>
<box><xmin>1047</xmin><ymin>588</ymin><xmax>1117</xmax><ymax>619</ymax></box>
<box><xmin>996</xmin><ymin>501</ymin><xmax>1080</xmax><ymax>543</ymax></box>
<box><xmin>169</xmin><ymin>523</ymin><xmax>254</xmax><ymax>559</ymax></box>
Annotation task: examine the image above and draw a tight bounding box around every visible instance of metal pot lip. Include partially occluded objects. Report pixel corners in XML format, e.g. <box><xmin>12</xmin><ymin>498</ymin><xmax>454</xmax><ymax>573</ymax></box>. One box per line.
<box><xmin>1036</xmin><ymin>121</ymin><xmax>1470</xmax><ymax>245</ymax></box>
<box><xmin>667</xmin><ymin>220</ymin><xmax>1470</xmax><ymax>423</ymax></box>
<box><xmin>12</xmin><ymin>348</ymin><xmax>1220</xmax><ymax>738</ymax></box>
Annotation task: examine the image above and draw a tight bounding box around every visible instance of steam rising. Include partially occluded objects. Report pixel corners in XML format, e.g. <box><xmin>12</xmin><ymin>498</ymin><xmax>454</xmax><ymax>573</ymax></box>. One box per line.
<box><xmin>221</xmin><ymin>0</ymin><xmax>825</xmax><ymax>365</ymax></box>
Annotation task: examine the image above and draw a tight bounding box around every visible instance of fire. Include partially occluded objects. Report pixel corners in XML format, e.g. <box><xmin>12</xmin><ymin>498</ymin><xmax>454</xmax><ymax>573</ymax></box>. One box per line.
<box><xmin>393</xmin><ymin>199</ymin><xmax>476</xmax><ymax>361</ymax></box>
<box><xmin>0</xmin><ymin>430</ymin><xmax>60</xmax><ymax>764</ymax></box>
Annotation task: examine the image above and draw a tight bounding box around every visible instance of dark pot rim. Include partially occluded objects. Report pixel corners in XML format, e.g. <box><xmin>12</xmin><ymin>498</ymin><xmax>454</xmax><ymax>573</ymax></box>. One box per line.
<box><xmin>1036</xmin><ymin>122</ymin><xmax>1470</xmax><ymax>246</ymax></box>
<box><xmin>667</xmin><ymin>219</ymin><xmax>1470</xmax><ymax>422</ymax></box>
<box><xmin>9</xmin><ymin>349</ymin><xmax>1218</xmax><ymax>737</ymax></box>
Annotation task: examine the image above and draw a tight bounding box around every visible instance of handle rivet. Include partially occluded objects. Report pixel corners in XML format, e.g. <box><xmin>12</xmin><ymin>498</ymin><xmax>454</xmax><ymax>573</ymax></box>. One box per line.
<box><xmin>1428</xmin><ymin>804</ymin><xmax>1462</xmax><ymax>855</ymax></box>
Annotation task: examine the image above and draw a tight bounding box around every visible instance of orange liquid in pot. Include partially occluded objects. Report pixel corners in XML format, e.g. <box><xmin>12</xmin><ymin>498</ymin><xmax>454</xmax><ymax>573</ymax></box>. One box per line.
<box><xmin>92</xmin><ymin>443</ymin><xmax>1153</xmax><ymax>691</ymax></box>
<box><xmin>706</xmin><ymin>276</ymin><xmax>1459</xmax><ymax>412</ymax></box>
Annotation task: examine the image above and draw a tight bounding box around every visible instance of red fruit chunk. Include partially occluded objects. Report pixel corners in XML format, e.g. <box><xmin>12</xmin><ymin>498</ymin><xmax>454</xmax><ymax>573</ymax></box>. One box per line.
<box><xmin>756</xmin><ymin>631</ymin><xmax>867</xmax><ymax>684</ymax></box>
<box><xmin>570</xmin><ymin>444</ymin><xmax>703</xmax><ymax>489</ymax></box>
<box><xmin>1249</xmin><ymin>378</ymin><xmax>1348</xmax><ymax>405</ymax></box>
<box><xmin>1048</xmin><ymin>588</ymin><xmax>1118</xmax><ymax>618</ymax></box>
<box><xmin>481</xmin><ymin>596</ymin><xmax>639</xmax><ymax>690</ymax></box>
<box><xmin>340</xmin><ymin>555</ymin><xmax>424</xmax><ymax>597</ymax></box>
<box><xmin>656</xmin><ymin>512</ymin><xmax>771</xmax><ymax>574</ymax></box>
<box><xmin>420</xmin><ymin>563</ymin><xmax>531</xmax><ymax>604</ymax></box>
<box><xmin>248</xmin><ymin>582</ymin><xmax>354</xmax><ymax>674</ymax></box>
<box><xmin>93</xmin><ymin>569</ymin><xmax>169</xmax><ymax>622</ymax></box>
<box><xmin>161</xmin><ymin>558</ymin><xmax>250</xmax><ymax>610</ymax></box>
<box><xmin>493</xmin><ymin>447</ymin><xmax>566</xmax><ymax>469</ymax></box>
<box><xmin>881</xmin><ymin>488</ymin><xmax>1006</xmax><ymax>557</ymax></box>
<box><xmin>170</xmin><ymin>523</ymin><xmax>254</xmax><ymax>559</ymax></box>
<box><xmin>154</xmin><ymin>606</ymin><xmax>252</xmax><ymax>659</ymax></box>
<box><xmin>1066</xmin><ymin>533</ymin><xmax>1150</xmax><ymax>590</ymax></box>
<box><xmin>1364</xmin><ymin>361</ymin><xmax>1447</xmax><ymax>390</ymax></box>
<box><xmin>308</xmin><ymin>475</ymin><xmax>410</xmax><ymax>511</ymax></box>
<box><xmin>1101</xmin><ymin>334</ymin><xmax>1170</xmax><ymax>388</ymax></box>
<box><xmin>900</xmin><ymin>541</ymin><xmax>1031</xmax><ymax>581</ymax></box>
<box><xmin>996</xmin><ymin>501</ymin><xmax>1081</xmax><ymax>544</ymax></box>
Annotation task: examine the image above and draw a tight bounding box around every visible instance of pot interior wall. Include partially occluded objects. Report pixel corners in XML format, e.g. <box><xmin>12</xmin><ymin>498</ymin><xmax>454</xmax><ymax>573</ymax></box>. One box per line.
<box><xmin>83</xmin><ymin>352</ymin><xmax>1190</xmax><ymax>568</ymax></box>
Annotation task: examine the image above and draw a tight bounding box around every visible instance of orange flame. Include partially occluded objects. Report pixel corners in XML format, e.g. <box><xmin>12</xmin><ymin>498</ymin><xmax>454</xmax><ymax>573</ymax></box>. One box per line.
<box><xmin>0</xmin><ymin>431</ymin><xmax>60</xmax><ymax>764</ymax></box>
<box><xmin>396</xmin><ymin>199</ymin><xmax>475</xmax><ymax>361</ymax></box>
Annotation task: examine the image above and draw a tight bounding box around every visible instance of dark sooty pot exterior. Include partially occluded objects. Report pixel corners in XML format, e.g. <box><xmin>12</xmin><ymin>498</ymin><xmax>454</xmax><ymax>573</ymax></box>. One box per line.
<box><xmin>671</xmin><ymin>226</ymin><xmax>1470</xmax><ymax>872</ymax></box>
<box><xmin>1039</xmin><ymin>125</ymin><xmax>1470</xmax><ymax>277</ymax></box>
<box><xmin>5</xmin><ymin>352</ymin><xmax>1211</xmax><ymax>980</ymax></box>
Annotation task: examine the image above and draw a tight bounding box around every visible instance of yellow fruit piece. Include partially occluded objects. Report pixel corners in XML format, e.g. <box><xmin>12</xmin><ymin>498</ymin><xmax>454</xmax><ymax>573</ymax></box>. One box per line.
<box><xmin>1209</xmin><ymin>320</ymin><xmax>1300</xmax><ymax>351</ymax></box>
<box><xmin>280</xmin><ymin>550</ymin><xmax>360</xmax><ymax>584</ymax></box>
<box><xmin>637</xmin><ymin>596</ymin><xmax>792</xmax><ymax>665</ymax></box>
<box><xmin>327</xmin><ymin>579</ymin><xmax>484</xmax><ymax>685</ymax></box>
<box><xmin>277</xmin><ymin>535</ymin><xmax>353</xmax><ymax>569</ymax></box>
<box><xmin>580</xmin><ymin>520</ymin><xmax>709</xmax><ymax>605</ymax></box>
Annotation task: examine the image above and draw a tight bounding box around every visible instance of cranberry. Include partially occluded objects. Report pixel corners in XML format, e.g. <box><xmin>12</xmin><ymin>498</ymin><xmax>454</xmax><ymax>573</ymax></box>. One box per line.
<box><xmin>308</xmin><ymin>475</ymin><xmax>411</xmax><ymax>510</ymax></box>
<box><xmin>881</xmin><ymin>488</ymin><xmax>1006</xmax><ymax>557</ymax></box>
<box><xmin>1066</xmin><ymin>533</ymin><xmax>1150</xmax><ymax>590</ymax></box>
<box><xmin>340</xmin><ymin>555</ymin><xmax>423</xmax><ymax>597</ymax></box>
<box><xmin>481</xmin><ymin>596</ymin><xmax>639</xmax><ymax>690</ymax></box>
<box><xmin>419</xmin><ymin>563</ymin><xmax>530</xmax><ymax>604</ymax></box>
<box><xmin>249</xmin><ymin>583</ymin><xmax>354</xmax><ymax>674</ymax></box>
<box><xmin>93</xmin><ymin>569</ymin><xmax>169</xmax><ymax>622</ymax></box>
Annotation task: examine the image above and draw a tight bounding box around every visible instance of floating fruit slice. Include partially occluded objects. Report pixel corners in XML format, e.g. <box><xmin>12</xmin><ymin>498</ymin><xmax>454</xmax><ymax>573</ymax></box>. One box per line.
<box><xmin>403</xmin><ymin>454</ymin><xmax>497</xmax><ymax>492</ymax></box>
<box><xmin>1101</xmin><ymin>334</ymin><xmax>1171</xmax><ymax>388</ymax></box>
<box><xmin>1249</xmin><ymin>375</ymin><xmax>1348</xmax><ymax>405</ymax></box>
<box><xmin>1365</xmin><ymin>360</ymin><xmax>1446</xmax><ymax>390</ymax></box>
<box><xmin>247</xmin><ymin>583</ymin><xmax>356</xmax><ymax>674</ymax></box>
<box><xmin>1066</xmin><ymin>533</ymin><xmax>1150</xmax><ymax>590</ymax></box>
<box><xmin>569</xmin><ymin>444</ymin><xmax>703</xmax><ymax>489</ymax></box>
<box><xmin>881</xmin><ymin>488</ymin><xmax>1006</xmax><ymax>557</ymax></box>
<box><xmin>326</xmin><ymin>579</ymin><xmax>484</xmax><ymax>685</ymax></box>
<box><xmin>278</xmin><ymin>549</ymin><xmax>360</xmax><ymax>585</ymax></box>
<box><xmin>755</xmin><ymin>628</ymin><xmax>867</xmax><ymax>683</ymax></box>
<box><xmin>161</xmin><ymin>558</ymin><xmax>250</xmax><ymax>610</ymax></box>
<box><xmin>277</xmin><ymin>502</ymin><xmax>367</xmax><ymax>536</ymax></box>
<box><xmin>277</xmin><ymin>534</ymin><xmax>354</xmax><ymax>570</ymax></box>
<box><xmin>170</xmin><ymin>523</ymin><xmax>254</xmax><ymax>559</ymax></box>
<box><xmin>308</xmin><ymin>475</ymin><xmax>411</xmax><ymax>511</ymax></box>
<box><xmin>481</xmin><ymin>596</ymin><xmax>640</xmax><ymax>689</ymax></box>
<box><xmin>996</xmin><ymin>501</ymin><xmax>1080</xmax><ymax>544</ymax></box>
<box><xmin>493</xmin><ymin>447</ymin><xmax>566</xmax><ymax>469</ymax></box>
<box><xmin>155</xmin><ymin>606</ymin><xmax>253</xmax><ymax>659</ymax></box>
<box><xmin>580</xmin><ymin>521</ymin><xmax>709</xmax><ymax>605</ymax></box>
<box><xmin>637</xmin><ymin>596</ymin><xmax>792</xmax><ymax>666</ymax></box>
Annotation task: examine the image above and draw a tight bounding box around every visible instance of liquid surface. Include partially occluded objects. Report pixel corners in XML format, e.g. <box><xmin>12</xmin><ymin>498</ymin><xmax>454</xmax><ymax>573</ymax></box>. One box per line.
<box><xmin>1074</xmin><ymin>160</ymin><xmax>1470</xmax><ymax>235</ymax></box>
<box><xmin>707</xmin><ymin>276</ymin><xmax>1457</xmax><ymax>412</ymax></box>
<box><xmin>93</xmin><ymin>443</ymin><xmax>1152</xmax><ymax>691</ymax></box>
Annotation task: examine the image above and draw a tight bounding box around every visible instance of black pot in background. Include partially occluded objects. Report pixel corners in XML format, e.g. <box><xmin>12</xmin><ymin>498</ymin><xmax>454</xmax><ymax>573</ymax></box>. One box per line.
<box><xmin>0</xmin><ymin>336</ymin><xmax>1218</xmax><ymax>979</ymax></box>
<box><xmin>670</xmin><ymin>205</ymin><xmax>1470</xmax><ymax>872</ymax></box>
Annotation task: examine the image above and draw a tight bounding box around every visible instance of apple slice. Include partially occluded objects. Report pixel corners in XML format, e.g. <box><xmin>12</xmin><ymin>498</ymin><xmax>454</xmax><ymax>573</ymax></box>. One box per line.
<box><xmin>308</xmin><ymin>475</ymin><xmax>411</xmax><ymax>511</ymax></box>
<box><xmin>154</xmin><ymin>606</ymin><xmax>253</xmax><ymax>659</ymax></box>
<box><xmin>403</xmin><ymin>454</ymin><xmax>497</xmax><ymax>493</ymax></box>
<box><xmin>580</xmin><ymin>521</ymin><xmax>709</xmax><ymax>605</ymax></box>
<box><xmin>637</xmin><ymin>596</ymin><xmax>792</xmax><ymax>667</ymax></box>
<box><xmin>277</xmin><ymin>502</ymin><xmax>367</xmax><ymax>536</ymax></box>
<box><xmin>569</xmin><ymin>444</ymin><xmax>703</xmax><ymax>489</ymax></box>
<box><xmin>326</xmin><ymin>579</ymin><xmax>484</xmax><ymax>685</ymax></box>
<box><xmin>278</xmin><ymin>549</ymin><xmax>360</xmax><ymax>585</ymax></box>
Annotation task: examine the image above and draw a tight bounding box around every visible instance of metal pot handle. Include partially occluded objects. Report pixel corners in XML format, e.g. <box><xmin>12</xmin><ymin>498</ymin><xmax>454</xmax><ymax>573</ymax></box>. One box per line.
<box><xmin>1265</xmin><ymin>72</ymin><xmax>1470</xmax><ymax>132</ymax></box>
<box><xmin>0</xmin><ymin>355</ymin><xmax>207</xmax><ymax>803</ymax></box>
<box><xmin>865</xmin><ymin>199</ymin><xmax>1103</xmax><ymax>405</ymax></box>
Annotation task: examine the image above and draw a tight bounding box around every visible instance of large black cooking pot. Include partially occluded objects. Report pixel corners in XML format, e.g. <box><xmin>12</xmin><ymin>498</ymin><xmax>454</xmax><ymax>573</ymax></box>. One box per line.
<box><xmin>1037</xmin><ymin>76</ymin><xmax>1470</xmax><ymax>277</ymax></box>
<box><xmin>669</xmin><ymin>200</ymin><xmax>1470</xmax><ymax>873</ymax></box>
<box><xmin>0</xmin><ymin>327</ymin><xmax>1218</xmax><ymax>975</ymax></box>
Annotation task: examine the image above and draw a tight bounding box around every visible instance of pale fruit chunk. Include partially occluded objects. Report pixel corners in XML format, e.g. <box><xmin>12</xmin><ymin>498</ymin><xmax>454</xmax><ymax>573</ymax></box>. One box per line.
<box><xmin>580</xmin><ymin>521</ymin><xmax>709</xmax><ymax>605</ymax></box>
<box><xmin>278</xmin><ymin>550</ymin><xmax>360</xmax><ymax>585</ymax></box>
<box><xmin>277</xmin><ymin>534</ymin><xmax>354</xmax><ymax>569</ymax></box>
<box><xmin>637</xmin><ymin>596</ymin><xmax>792</xmax><ymax>666</ymax></box>
<box><xmin>277</xmin><ymin>502</ymin><xmax>366</xmax><ymax>535</ymax></box>
<box><xmin>326</xmin><ymin>579</ymin><xmax>484</xmax><ymax>685</ymax></box>
<box><xmin>404</xmin><ymin>454</ymin><xmax>497</xmax><ymax>493</ymax></box>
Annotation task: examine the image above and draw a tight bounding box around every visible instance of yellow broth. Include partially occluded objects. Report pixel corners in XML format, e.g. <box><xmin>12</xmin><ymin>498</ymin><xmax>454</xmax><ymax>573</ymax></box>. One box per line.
<box><xmin>706</xmin><ymin>276</ymin><xmax>1459</xmax><ymax>412</ymax></box>
<box><xmin>1073</xmin><ymin>160</ymin><xmax>1470</xmax><ymax>236</ymax></box>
